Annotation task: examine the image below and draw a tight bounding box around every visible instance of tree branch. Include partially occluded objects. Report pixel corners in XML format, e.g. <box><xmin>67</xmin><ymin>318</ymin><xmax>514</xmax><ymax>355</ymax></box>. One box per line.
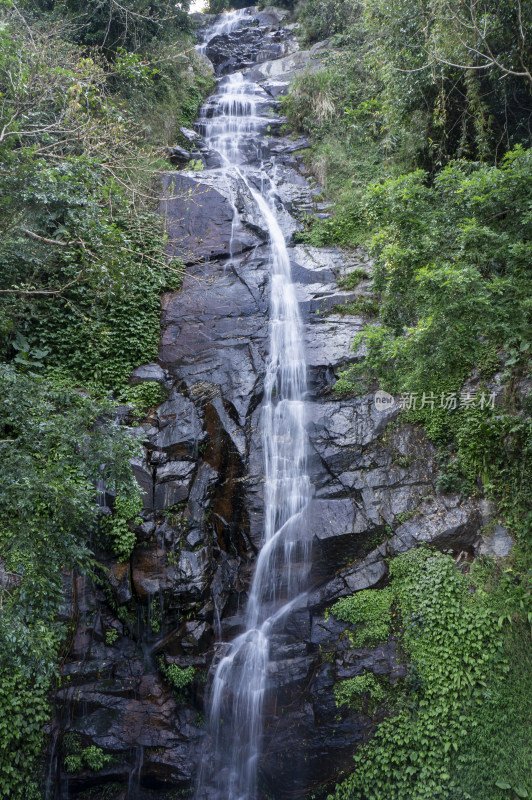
<box><xmin>0</xmin><ymin>275</ymin><xmax>83</xmax><ymax>295</ymax></box>
<box><xmin>21</xmin><ymin>229</ymin><xmax>73</xmax><ymax>247</ymax></box>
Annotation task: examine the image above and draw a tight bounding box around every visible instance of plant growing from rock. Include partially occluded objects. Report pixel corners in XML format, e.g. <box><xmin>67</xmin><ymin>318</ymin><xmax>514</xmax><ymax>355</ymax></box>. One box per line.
<box><xmin>64</xmin><ymin>746</ymin><xmax>112</xmax><ymax>774</ymax></box>
<box><xmin>105</xmin><ymin>629</ymin><xmax>119</xmax><ymax>646</ymax></box>
<box><xmin>159</xmin><ymin>658</ymin><xmax>196</xmax><ymax>701</ymax></box>
<box><xmin>329</xmin><ymin>548</ymin><xmax>508</xmax><ymax>800</ymax></box>
<box><xmin>101</xmin><ymin>492</ymin><xmax>143</xmax><ymax>562</ymax></box>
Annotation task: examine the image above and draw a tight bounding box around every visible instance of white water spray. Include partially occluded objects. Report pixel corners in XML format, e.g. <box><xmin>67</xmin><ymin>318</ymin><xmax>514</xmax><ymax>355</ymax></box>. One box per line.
<box><xmin>196</xmin><ymin>26</ymin><xmax>313</xmax><ymax>800</ymax></box>
<box><xmin>196</xmin><ymin>9</ymin><xmax>250</xmax><ymax>55</ymax></box>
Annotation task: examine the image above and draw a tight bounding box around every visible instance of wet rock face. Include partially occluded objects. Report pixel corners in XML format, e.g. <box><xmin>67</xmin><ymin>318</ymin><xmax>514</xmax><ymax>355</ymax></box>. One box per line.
<box><xmin>200</xmin><ymin>8</ymin><xmax>297</xmax><ymax>76</ymax></box>
<box><xmin>206</xmin><ymin>28</ymin><xmax>265</xmax><ymax>74</ymax></box>
<box><xmin>261</xmin><ymin>617</ymin><xmax>407</xmax><ymax>799</ymax></box>
<box><xmin>50</xmin><ymin>8</ymin><xmax>485</xmax><ymax>800</ymax></box>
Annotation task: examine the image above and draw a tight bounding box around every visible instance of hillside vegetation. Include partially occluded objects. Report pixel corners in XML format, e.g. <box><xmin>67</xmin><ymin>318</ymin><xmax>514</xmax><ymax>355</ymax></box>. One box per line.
<box><xmin>279</xmin><ymin>1</ymin><xmax>532</xmax><ymax>799</ymax></box>
<box><xmin>0</xmin><ymin>1</ymin><xmax>213</xmax><ymax>796</ymax></box>
<box><xmin>0</xmin><ymin>0</ymin><xmax>531</xmax><ymax>797</ymax></box>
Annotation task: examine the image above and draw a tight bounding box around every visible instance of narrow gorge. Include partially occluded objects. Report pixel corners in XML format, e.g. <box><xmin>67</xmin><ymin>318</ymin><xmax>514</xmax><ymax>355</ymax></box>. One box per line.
<box><xmin>45</xmin><ymin>7</ymin><xmax>509</xmax><ymax>800</ymax></box>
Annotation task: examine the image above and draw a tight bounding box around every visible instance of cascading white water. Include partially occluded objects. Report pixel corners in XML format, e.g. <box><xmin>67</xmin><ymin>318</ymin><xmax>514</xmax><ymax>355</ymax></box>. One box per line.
<box><xmin>196</xmin><ymin>24</ymin><xmax>313</xmax><ymax>800</ymax></box>
<box><xmin>196</xmin><ymin>8</ymin><xmax>250</xmax><ymax>54</ymax></box>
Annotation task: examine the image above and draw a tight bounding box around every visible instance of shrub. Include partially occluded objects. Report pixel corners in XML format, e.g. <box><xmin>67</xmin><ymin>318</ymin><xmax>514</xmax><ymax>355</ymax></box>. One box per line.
<box><xmin>165</xmin><ymin>664</ymin><xmax>195</xmax><ymax>691</ymax></box>
<box><xmin>64</xmin><ymin>745</ymin><xmax>111</xmax><ymax>773</ymax></box>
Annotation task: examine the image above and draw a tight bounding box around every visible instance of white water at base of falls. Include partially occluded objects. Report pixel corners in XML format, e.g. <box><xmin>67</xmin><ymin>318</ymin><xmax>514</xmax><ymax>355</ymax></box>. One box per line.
<box><xmin>195</xmin><ymin>22</ymin><xmax>314</xmax><ymax>800</ymax></box>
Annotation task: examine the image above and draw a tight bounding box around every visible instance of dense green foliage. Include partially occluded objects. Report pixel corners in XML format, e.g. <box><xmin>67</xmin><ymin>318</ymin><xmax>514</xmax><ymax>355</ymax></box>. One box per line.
<box><xmin>333</xmin><ymin>150</ymin><xmax>532</xmax><ymax>533</ymax></box>
<box><xmin>330</xmin><ymin>587</ymin><xmax>393</xmax><ymax>646</ymax></box>
<box><xmin>336</xmin><ymin>148</ymin><xmax>532</xmax><ymax>393</ymax></box>
<box><xmin>329</xmin><ymin>549</ymin><xmax>532</xmax><ymax>800</ymax></box>
<box><xmin>0</xmin><ymin>367</ymin><xmax>141</xmax><ymax>797</ymax></box>
<box><xmin>290</xmin><ymin>0</ymin><xmax>532</xmax><ymax>172</ymax></box>
<box><xmin>52</xmin><ymin>0</ymin><xmax>191</xmax><ymax>54</ymax></box>
<box><xmin>0</xmin><ymin>1</ymin><xmax>213</xmax><ymax>795</ymax></box>
<box><xmin>449</xmin><ymin>627</ymin><xmax>532</xmax><ymax>800</ymax></box>
<box><xmin>0</xmin><ymin>2</ymin><xmax>212</xmax><ymax>399</ymax></box>
<box><xmin>101</xmin><ymin>492</ymin><xmax>144</xmax><ymax>561</ymax></box>
<box><xmin>286</xmin><ymin>0</ymin><xmax>532</xmax><ymax>539</ymax></box>
<box><xmin>0</xmin><ymin>673</ymin><xmax>49</xmax><ymax>800</ymax></box>
<box><xmin>284</xmin><ymin>2</ymin><xmax>532</xmax><ymax>797</ymax></box>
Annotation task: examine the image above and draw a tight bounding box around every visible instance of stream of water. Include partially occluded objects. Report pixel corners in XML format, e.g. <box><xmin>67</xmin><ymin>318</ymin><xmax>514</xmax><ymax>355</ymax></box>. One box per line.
<box><xmin>196</xmin><ymin>13</ymin><xmax>313</xmax><ymax>800</ymax></box>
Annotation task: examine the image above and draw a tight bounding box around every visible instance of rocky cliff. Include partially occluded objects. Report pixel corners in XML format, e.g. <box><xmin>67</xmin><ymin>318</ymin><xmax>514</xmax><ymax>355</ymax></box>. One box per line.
<box><xmin>47</xmin><ymin>9</ymin><xmax>489</xmax><ymax>799</ymax></box>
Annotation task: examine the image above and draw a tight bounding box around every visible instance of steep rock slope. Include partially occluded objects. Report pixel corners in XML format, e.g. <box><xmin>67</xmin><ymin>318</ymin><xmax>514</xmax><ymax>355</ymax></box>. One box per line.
<box><xmin>48</xmin><ymin>9</ymin><xmax>484</xmax><ymax>799</ymax></box>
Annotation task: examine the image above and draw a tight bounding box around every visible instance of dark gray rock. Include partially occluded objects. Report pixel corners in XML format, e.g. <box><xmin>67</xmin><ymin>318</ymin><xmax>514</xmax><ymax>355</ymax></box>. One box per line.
<box><xmin>129</xmin><ymin>362</ymin><xmax>166</xmax><ymax>384</ymax></box>
<box><xmin>159</xmin><ymin>254</ymin><xmax>268</xmax><ymax>424</ymax></box>
<box><xmin>161</xmin><ymin>173</ymin><xmax>235</xmax><ymax>263</ymax></box>
<box><xmin>106</xmin><ymin>561</ymin><xmax>132</xmax><ymax>605</ymax></box>
<box><xmin>154</xmin><ymin>461</ymin><xmax>196</xmax><ymax>509</ymax></box>
<box><xmin>167</xmin><ymin>144</ymin><xmax>192</xmax><ymax>165</ymax></box>
<box><xmin>478</xmin><ymin>524</ymin><xmax>513</xmax><ymax>557</ymax></box>
<box><xmin>152</xmin><ymin>391</ymin><xmax>205</xmax><ymax>456</ymax></box>
<box><xmin>154</xmin><ymin>479</ymin><xmax>191</xmax><ymax>509</ymax></box>
<box><xmin>131</xmin><ymin>458</ymin><xmax>154</xmax><ymax>510</ymax></box>
<box><xmin>51</xmin><ymin>12</ymin><xmax>488</xmax><ymax>800</ymax></box>
<box><xmin>206</xmin><ymin>28</ymin><xmax>266</xmax><ymax>75</ymax></box>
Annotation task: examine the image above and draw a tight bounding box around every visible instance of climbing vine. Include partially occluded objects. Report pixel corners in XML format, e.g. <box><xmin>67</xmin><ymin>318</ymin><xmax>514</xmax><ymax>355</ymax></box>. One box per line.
<box><xmin>330</xmin><ymin>549</ymin><xmax>509</xmax><ymax>800</ymax></box>
<box><xmin>330</xmin><ymin>587</ymin><xmax>393</xmax><ymax>646</ymax></box>
<box><xmin>101</xmin><ymin>492</ymin><xmax>143</xmax><ymax>562</ymax></box>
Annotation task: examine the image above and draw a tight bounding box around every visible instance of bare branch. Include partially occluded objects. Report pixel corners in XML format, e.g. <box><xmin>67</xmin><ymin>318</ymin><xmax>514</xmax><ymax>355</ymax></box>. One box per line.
<box><xmin>396</xmin><ymin>0</ymin><xmax>532</xmax><ymax>86</ymax></box>
<box><xmin>0</xmin><ymin>275</ymin><xmax>83</xmax><ymax>296</ymax></box>
<box><xmin>21</xmin><ymin>229</ymin><xmax>73</xmax><ymax>247</ymax></box>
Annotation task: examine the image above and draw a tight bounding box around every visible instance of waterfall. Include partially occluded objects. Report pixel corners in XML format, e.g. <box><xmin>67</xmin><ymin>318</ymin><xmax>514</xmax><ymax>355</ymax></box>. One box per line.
<box><xmin>196</xmin><ymin>8</ymin><xmax>250</xmax><ymax>54</ymax></box>
<box><xmin>196</xmin><ymin>17</ymin><xmax>313</xmax><ymax>800</ymax></box>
